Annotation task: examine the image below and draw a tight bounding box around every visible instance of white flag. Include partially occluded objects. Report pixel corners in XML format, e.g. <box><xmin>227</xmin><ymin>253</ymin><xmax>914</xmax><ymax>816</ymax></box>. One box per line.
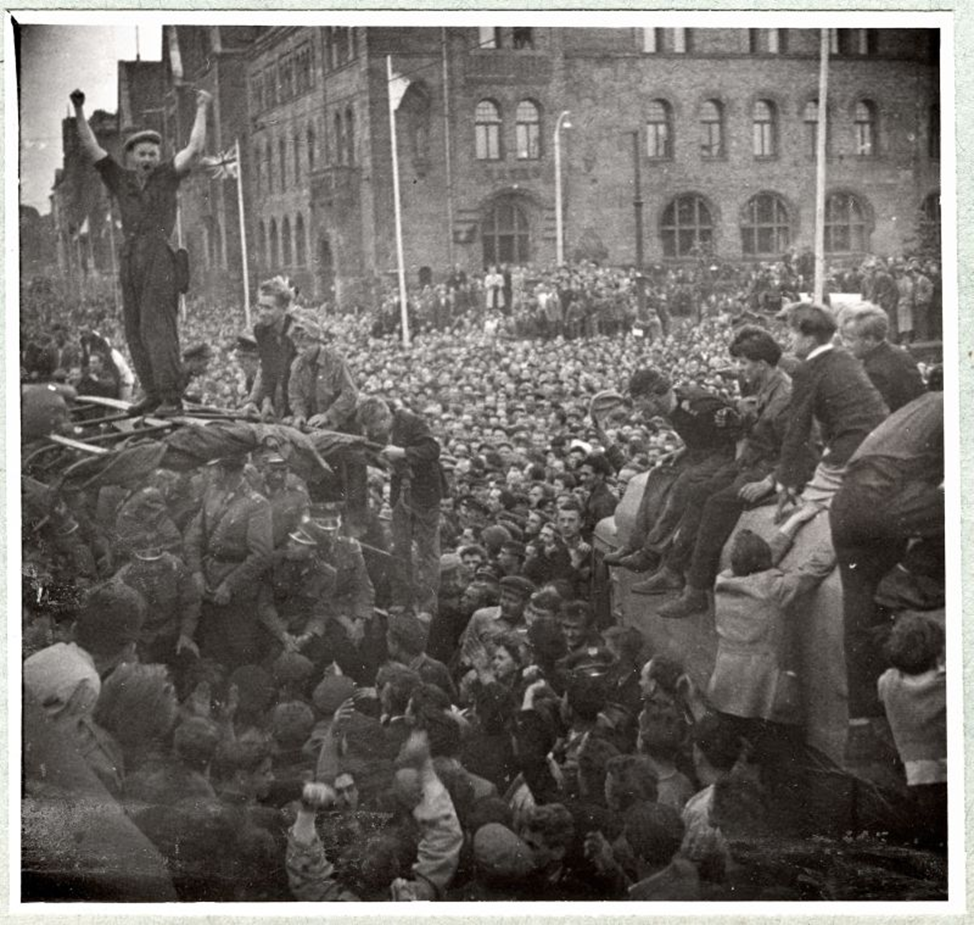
<box><xmin>389</xmin><ymin>71</ymin><xmax>411</xmax><ymax>111</ymax></box>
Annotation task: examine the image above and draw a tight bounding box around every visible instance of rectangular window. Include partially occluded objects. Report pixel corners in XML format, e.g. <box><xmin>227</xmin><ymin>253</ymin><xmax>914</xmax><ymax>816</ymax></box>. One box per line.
<box><xmin>642</xmin><ymin>27</ymin><xmax>658</xmax><ymax>53</ymax></box>
<box><xmin>855</xmin><ymin>123</ymin><xmax>874</xmax><ymax>156</ymax></box>
<box><xmin>672</xmin><ymin>28</ymin><xmax>687</xmax><ymax>53</ymax></box>
<box><xmin>753</xmin><ymin>122</ymin><xmax>773</xmax><ymax>157</ymax></box>
<box><xmin>767</xmin><ymin>28</ymin><xmax>780</xmax><ymax>54</ymax></box>
<box><xmin>516</xmin><ymin>123</ymin><xmax>540</xmax><ymax>159</ymax></box>
<box><xmin>646</xmin><ymin>122</ymin><xmax>669</xmax><ymax>159</ymax></box>
<box><xmin>828</xmin><ymin>28</ymin><xmax>839</xmax><ymax>55</ymax></box>
<box><xmin>479</xmin><ymin>26</ymin><xmax>499</xmax><ymax>49</ymax></box>
<box><xmin>476</xmin><ymin>124</ymin><xmax>501</xmax><ymax>160</ymax></box>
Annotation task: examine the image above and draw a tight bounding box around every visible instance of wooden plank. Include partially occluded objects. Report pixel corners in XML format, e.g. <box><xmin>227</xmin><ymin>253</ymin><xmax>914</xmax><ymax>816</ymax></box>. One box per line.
<box><xmin>47</xmin><ymin>435</ymin><xmax>111</xmax><ymax>456</ymax></box>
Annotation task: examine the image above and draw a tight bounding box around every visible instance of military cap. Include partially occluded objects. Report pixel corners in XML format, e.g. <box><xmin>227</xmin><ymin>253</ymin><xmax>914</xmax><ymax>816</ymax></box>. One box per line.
<box><xmin>287</xmin><ymin>524</ymin><xmax>319</xmax><ymax>546</ymax></box>
<box><xmin>123</xmin><ymin>129</ymin><xmax>162</xmax><ymax>152</ymax></box>
<box><xmin>499</xmin><ymin>575</ymin><xmax>536</xmax><ymax>598</ymax></box>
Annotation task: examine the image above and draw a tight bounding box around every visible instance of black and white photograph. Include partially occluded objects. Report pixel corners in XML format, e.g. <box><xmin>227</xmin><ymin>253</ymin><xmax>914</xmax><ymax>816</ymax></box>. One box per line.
<box><xmin>10</xmin><ymin>10</ymin><xmax>961</xmax><ymax>909</ymax></box>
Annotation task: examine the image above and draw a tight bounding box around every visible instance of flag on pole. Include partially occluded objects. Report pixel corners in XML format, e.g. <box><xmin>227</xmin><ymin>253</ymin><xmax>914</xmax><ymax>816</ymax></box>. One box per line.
<box><xmin>203</xmin><ymin>147</ymin><xmax>239</xmax><ymax>180</ymax></box>
<box><xmin>388</xmin><ymin>68</ymin><xmax>411</xmax><ymax>112</ymax></box>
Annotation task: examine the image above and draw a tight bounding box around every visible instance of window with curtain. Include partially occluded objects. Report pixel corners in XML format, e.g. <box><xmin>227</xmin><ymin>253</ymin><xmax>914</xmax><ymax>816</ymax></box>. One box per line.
<box><xmin>700</xmin><ymin>100</ymin><xmax>723</xmax><ymax>158</ymax></box>
<box><xmin>741</xmin><ymin>193</ymin><xmax>791</xmax><ymax>256</ymax></box>
<box><xmin>824</xmin><ymin>192</ymin><xmax>868</xmax><ymax>253</ymax></box>
<box><xmin>475</xmin><ymin>99</ymin><xmax>502</xmax><ymax>160</ymax></box>
<box><xmin>753</xmin><ymin>100</ymin><xmax>776</xmax><ymax>157</ymax></box>
<box><xmin>646</xmin><ymin>100</ymin><xmax>673</xmax><ymax>159</ymax></box>
<box><xmin>854</xmin><ymin>100</ymin><xmax>877</xmax><ymax>156</ymax></box>
<box><xmin>660</xmin><ymin>194</ymin><xmax>714</xmax><ymax>257</ymax></box>
<box><xmin>515</xmin><ymin>100</ymin><xmax>541</xmax><ymax>160</ymax></box>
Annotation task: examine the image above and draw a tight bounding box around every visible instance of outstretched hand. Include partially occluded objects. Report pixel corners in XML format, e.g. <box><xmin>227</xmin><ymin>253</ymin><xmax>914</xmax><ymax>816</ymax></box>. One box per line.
<box><xmin>70</xmin><ymin>89</ymin><xmax>85</xmax><ymax>108</ymax></box>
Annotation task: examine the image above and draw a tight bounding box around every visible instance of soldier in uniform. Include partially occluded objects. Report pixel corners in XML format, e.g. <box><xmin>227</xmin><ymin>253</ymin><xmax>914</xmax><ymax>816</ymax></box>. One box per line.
<box><xmin>256</xmin><ymin>523</ymin><xmax>336</xmax><ymax>668</ymax></box>
<box><xmin>308</xmin><ymin>503</ymin><xmax>378</xmax><ymax>682</ymax></box>
<box><xmin>287</xmin><ymin>314</ymin><xmax>359</xmax><ymax>432</ymax></box>
<box><xmin>184</xmin><ymin>453</ymin><xmax>273</xmax><ymax>668</ymax></box>
<box><xmin>114</xmin><ymin>531</ymin><xmax>201</xmax><ymax>675</ymax></box>
<box><xmin>248</xmin><ymin>445</ymin><xmax>310</xmax><ymax>549</ymax></box>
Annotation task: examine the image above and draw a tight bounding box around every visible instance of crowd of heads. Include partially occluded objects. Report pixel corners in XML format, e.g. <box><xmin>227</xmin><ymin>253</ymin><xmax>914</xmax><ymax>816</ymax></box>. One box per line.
<box><xmin>19</xmin><ymin>250</ymin><xmax>946</xmax><ymax>902</ymax></box>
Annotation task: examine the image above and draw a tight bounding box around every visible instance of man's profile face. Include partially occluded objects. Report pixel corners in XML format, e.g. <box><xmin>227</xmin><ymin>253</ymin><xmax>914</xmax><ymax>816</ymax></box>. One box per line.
<box><xmin>257</xmin><ymin>293</ymin><xmax>285</xmax><ymax>326</ymax></box>
<box><xmin>127</xmin><ymin>141</ymin><xmax>161</xmax><ymax>176</ymax></box>
<box><xmin>839</xmin><ymin>322</ymin><xmax>871</xmax><ymax>359</ymax></box>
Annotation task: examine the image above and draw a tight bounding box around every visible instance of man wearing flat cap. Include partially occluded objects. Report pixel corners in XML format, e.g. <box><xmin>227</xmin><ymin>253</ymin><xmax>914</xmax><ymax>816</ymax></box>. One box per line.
<box><xmin>70</xmin><ymin>86</ymin><xmax>212</xmax><ymax>415</ymax></box>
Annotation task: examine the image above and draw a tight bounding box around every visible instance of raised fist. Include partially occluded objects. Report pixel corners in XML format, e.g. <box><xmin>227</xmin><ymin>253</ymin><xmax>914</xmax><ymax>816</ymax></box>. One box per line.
<box><xmin>70</xmin><ymin>89</ymin><xmax>86</xmax><ymax>108</ymax></box>
<box><xmin>300</xmin><ymin>781</ymin><xmax>336</xmax><ymax>811</ymax></box>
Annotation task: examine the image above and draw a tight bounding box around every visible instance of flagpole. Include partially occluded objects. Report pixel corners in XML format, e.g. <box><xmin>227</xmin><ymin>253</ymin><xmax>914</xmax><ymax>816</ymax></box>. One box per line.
<box><xmin>387</xmin><ymin>55</ymin><xmax>410</xmax><ymax>348</ymax></box>
<box><xmin>176</xmin><ymin>204</ymin><xmax>187</xmax><ymax>321</ymax></box>
<box><xmin>813</xmin><ymin>29</ymin><xmax>829</xmax><ymax>306</ymax></box>
<box><xmin>106</xmin><ymin>206</ymin><xmax>120</xmax><ymax>316</ymax></box>
<box><xmin>234</xmin><ymin>138</ymin><xmax>251</xmax><ymax>327</ymax></box>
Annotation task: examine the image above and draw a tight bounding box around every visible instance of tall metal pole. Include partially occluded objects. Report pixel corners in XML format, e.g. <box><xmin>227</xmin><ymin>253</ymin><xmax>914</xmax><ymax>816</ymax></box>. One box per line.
<box><xmin>441</xmin><ymin>28</ymin><xmax>455</xmax><ymax>270</ymax></box>
<box><xmin>234</xmin><ymin>138</ymin><xmax>251</xmax><ymax>327</ymax></box>
<box><xmin>554</xmin><ymin>110</ymin><xmax>571</xmax><ymax>266</ymax></box>
<box><xmin>630</xmin><ymin>129</ymin><xmax>647</xmax><ymax>331</ymax></box>
<box><xmin>387</xmin><ymin>56</ymin><xmax>410</xmax><ymax>347</ymax></box>
<box><xmin>813</xmin><ymin>28</ymin><xmax>830</xmax><ymax>306</ymax></box>
<box><xmin>631</xmin><ymin>129</ymin><xmax>644</xmax><ymax>269</ymax></box>
<box><xmin>106</xmin><ymin>205</ymin><xmax>120</xmax><ymax>316</ymax></box>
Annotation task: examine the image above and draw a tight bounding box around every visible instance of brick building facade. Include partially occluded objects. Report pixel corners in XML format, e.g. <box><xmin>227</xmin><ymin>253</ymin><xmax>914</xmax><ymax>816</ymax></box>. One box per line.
<box><xmin>51</xmin><ymin>25</ymin><xmax>940</xmax><ymax>311</ymax></box>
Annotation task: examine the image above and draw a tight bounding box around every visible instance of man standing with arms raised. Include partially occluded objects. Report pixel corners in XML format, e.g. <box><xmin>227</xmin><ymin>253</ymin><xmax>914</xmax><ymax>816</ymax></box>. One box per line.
<box><xmin>70</xmin><ymin>87</ymin><xmax>212</xmax><ymax>414</ymax></box>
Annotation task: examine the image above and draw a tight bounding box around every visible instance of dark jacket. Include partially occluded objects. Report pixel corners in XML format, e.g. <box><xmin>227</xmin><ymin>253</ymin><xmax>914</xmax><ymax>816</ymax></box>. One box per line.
<box><xmin>861</xmin><ymin>340</ymin><xmax>926</xmax><ymax>413</ymax></box>
<box><xmin>389</xmin><ymin>409</ymin><xmax>442</xmax><ymax>512</ymax></box>
<box><xmin>776</xmin><ymin>346</ymin><xmax>889</xmax><ymax>489</ymax></box>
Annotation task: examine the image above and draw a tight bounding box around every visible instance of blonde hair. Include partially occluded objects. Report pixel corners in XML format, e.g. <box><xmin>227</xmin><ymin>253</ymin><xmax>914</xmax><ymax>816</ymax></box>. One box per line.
<box><xmin>258</xmin><ymin>275</ymin><xmax>296</xmax><ymax>307</ymax></box>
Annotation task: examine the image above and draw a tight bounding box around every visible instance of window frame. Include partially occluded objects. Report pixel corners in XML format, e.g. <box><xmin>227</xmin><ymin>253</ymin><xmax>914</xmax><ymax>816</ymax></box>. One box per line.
<box><xmin>740</xmin><ymin>192</ymin><xmax>792</xmax><ymax>257</ymax></box>
<box><xmin>824</xmin><ymin>191</ymin><xmax>869</xmax><ymax>255</ymax></box>
<box><xmin>646</xmin><ymin>99</ymin><xmax>673</xmax><ymax>160</ymax></box>
<box><xmin>660</xmin><ymin>193</ymin><xmax>715</xmax><ymax>258</ymax></box>
<box><xmin>752</xmin><ymin>99</ymin><xmax>777</xmax><ymax>158</ymax></box>
<box><xmin>515</xmin><ymin>99</ymin><xmax>541</xmax><ymax>160</ymax></box>
<box><xmin>699</xmin><ymin>99</ymin><xmax>723</xmax><ymax>159</ymax></box>
<box><xmin>475</xmin><ymin>99</ymin><xmax>503</xmax><ymax>161</ymax></box>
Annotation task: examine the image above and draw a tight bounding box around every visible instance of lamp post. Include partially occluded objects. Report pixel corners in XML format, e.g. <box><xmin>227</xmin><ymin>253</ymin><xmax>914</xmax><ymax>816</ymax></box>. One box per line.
<box><xmin>554</xmin><ymin>110</ymin><xmax>572</xmax><ymax>265</ymax></box>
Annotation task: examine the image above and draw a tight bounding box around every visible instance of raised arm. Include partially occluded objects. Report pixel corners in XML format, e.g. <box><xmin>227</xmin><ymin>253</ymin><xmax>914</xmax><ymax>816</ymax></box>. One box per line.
<box><xmin>173</xmin><ymin>90</ymin><xmax>213</xmax><ymax>175</ymax></box>
<box><xmin>69</xmin><ymin>90</ymin><xmax>108</xmax><ymax>162</ymax></box>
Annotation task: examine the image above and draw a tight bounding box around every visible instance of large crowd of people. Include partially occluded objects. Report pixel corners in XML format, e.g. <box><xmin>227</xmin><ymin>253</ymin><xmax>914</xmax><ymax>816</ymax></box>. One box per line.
<box><xmin>20</xmin><ymin>251</ymin><xmax>946</xmax><ymax>902</ymax></box>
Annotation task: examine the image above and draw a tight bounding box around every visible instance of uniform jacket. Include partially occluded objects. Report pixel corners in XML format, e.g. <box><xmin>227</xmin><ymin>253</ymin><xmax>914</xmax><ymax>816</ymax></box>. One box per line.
<box><xmin>288</xmin><ymin>345</ymin><xmax>359</xmax><ymax>427</ymax></box>
<box><xmin>116</xmin><ymin>552</ymin><xmax>201</xmax><ymax>642</ymax></box>
<box><xmin>184</xmin><ymin>480</ymin><xmax>273</xmax><ymax>596</ymax></box>
<box><xmin>319</xmin><ymin>536</ymin><xmax>375</xmax><ymax>622</ymax></box>
<box><xmin>257</xmin><ymin>553</ymin><xmax>336</xmax><ymax>639</ymax></box>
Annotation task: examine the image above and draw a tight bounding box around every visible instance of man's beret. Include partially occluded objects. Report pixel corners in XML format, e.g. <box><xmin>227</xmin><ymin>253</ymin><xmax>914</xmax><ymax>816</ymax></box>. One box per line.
<box><xmin>123</xmin><ymin>129</ymin><xmax>162</xmax><ymax>152</ymax></box>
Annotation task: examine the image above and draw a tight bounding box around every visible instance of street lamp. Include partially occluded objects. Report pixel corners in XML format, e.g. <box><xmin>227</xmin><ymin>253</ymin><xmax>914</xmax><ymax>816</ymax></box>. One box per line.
<box><xmin>554</xmin><ymin>110</ymin><xmax>572</xmax><ymax>266</ymax></box>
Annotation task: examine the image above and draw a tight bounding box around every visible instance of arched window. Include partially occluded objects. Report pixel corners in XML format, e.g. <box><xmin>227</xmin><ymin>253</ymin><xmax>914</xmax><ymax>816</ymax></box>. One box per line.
<box><xmin>279</xmin><ymin>137</ymin><xmax>288</xmax><ymax>191</ymax></box>
<box><xmin>803</xmin><ymin>100</ymin><xmax>824</xmax><ymax>157</ymax></box>
<box><xmin>515</xmin><ymin>100</ymin><xmax>541</xmax><ymax>160</ymax></box>
<box><xmin>334</xmin><ymin>111</ymin><xmax>344</xmax><ymax>165</ymax></box>
<box><xmin>920</xmin><ymin>191</ymin><xmax>941</xmax><ymax>252</ymax></box>
<box><xmin>929</xmin><ymin>105</ymin><xmax>940</xmax><ymax>159</ymax></box>
<box><xmin>345</xmin><ymin>106</ymin><xmax>355</xmax><ymax>166</ymax></box>
<box><xmin>482</xmin><ymin>198</ymin><xmax>530</xmax><ymax>266</ymax></box>
<box><xmin>269</xmin><ymin>218</ymin><xmax>279</xmax><ymax>268</ymax></box>
<box><xmin>282</xmin><ymin>216</ymin><xmax>292</xmax><ymax>266</ymax></box>
<box><xmin>700</xmin><ymin>99</ymin><xmax>723</xmax><ymax>158</ymax></box>
<box><xmin>307</xmin><ymin>123</ymin><xmax>316</xmax><ymax>171</ymax></box>
<box><xmin>825</xmin><ymin>192</ymin><xmax>868</xmax><ymax>254</ymax></box>
<box><xmin>294</xmin><ymin>130</ymin><xmax>302</xmax><ymax>183</ymax></box>
<box><xmin>475</xmin><ymin>99</ymin><xmax>502</xmax><ymax>160</ymax></box>
<box><xmin>661</xmin><ymin>194</ymin><xmax>714</xmax><ymax>258</ymax></box>
<box><xmin>854</xmin><ymin>100</ymin><xmax>877</xmax><ymax>156</ymax></box>
<box><xmin>646</xmin><ymin>100</ymin><xmax>673</xmax><ymax>159</ymax></box>
<box><xmin>753</xmin><ymin>100</ymin><xmax>777</xmax><ymax>157</ymax></box>
<box><xmin>741</xmin><ymin>193</ymin><xmax>791</xmax><ymax>256</ymax></box>
<box><xmin>295</xmin><ymin>214</ymin><xmax>307</xmax><ymax>267</ymax></box>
